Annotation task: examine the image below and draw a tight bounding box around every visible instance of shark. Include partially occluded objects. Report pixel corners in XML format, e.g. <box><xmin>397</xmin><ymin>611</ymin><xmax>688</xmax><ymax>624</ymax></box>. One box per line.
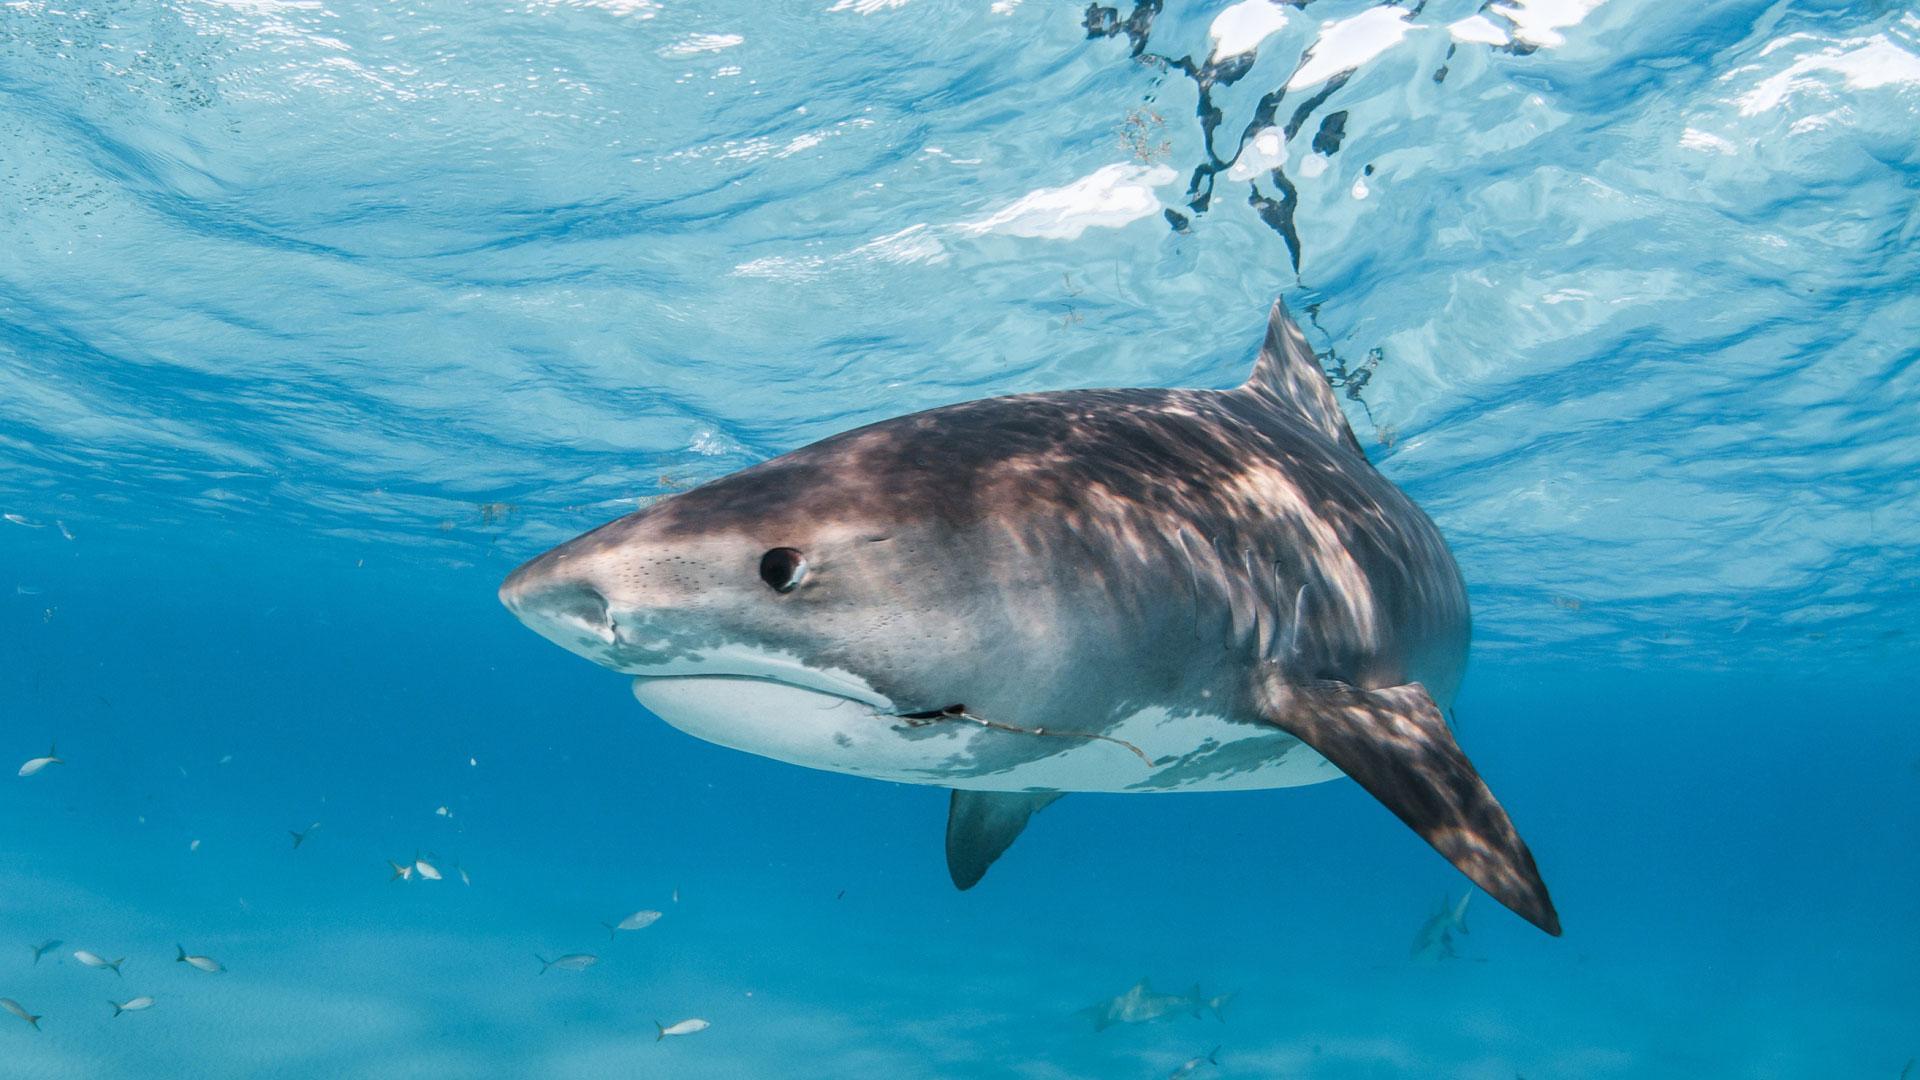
<box><xmin>500</xmin><ymin>299</ymin><xmax>1560</xmax><ymax>934</ymax></box>
<box><xmin>1077</xmin><ymin>979</ymin><xmax>1228</xmax><ymax>1032</ymax></box>
<box><xmin>1410</xmin><ymin>889</ymin><xmax>1474</xmax><ymax>960</ymax></box>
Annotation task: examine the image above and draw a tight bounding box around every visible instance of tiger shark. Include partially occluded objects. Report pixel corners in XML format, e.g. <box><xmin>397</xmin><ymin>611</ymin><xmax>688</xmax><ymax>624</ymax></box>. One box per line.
<box><xmin>499</xmin><ymin>300</ymin><xmax>1560</xmax><ymax>934</ymax></box>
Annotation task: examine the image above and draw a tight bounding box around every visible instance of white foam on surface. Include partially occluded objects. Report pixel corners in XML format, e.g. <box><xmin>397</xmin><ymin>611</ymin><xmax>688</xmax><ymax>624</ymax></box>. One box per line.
<box><xmin>1209</xmin><ymin>0</ymin><xmax>1291</xmax><ymax>63</ymax></box>
<box><xmin>658</xmin><ymin>33</ymin><xmax>744</xmax><ymax>59</ymax></box>
<box><xmin>1225</xmin><ymin>126</ymin><xmax>1288</xmax><ymax>181</ymax></box>
<box><xmin>853</xmin><ymin>224</ymin><xmax>948</xmax><ymax>265</ymax></box>
<box><xmin>533</xmin><ymin>0</ymin><xmax>659</xmax><ymax>17</ymax></box>
<box><xmin>962</xmin><ymin>163</ymin><xmax>1177</xmax><ymax>240</ymax></box>
<box><xmin>1678</xmin><ymin>127</ymin><xmax>1736</xmax><ymax>154</ymax></box>
<box><xmin>1448</xmin><ymin>14</ymin><xmax>1511</xmax><ymax>47</ymax></box>
<box><xmin>827</xmin><ymin>0</ymin><xmax>911</xmax><ymax>13</ymax></box>
<box><xmin>1493</xmin><ymin>0</ymin><xmax>1607</xmax><ymax>48</ymax></box>
<box><xmin>1288</xmin><ymin>6</ymin><xmax>1414</xmax><ymax>91</ymax></box>
<box><xmin>1738</xmin><ymin>35</ymin><xmax>1920</xmax><ymax>116</ymax></box>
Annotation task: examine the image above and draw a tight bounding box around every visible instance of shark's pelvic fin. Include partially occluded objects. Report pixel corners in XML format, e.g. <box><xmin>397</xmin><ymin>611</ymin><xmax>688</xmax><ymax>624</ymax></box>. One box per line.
<box><xmin>1252</xmin><ymin>677</ymin><xmax>1560</xmax><ymax>935</ymax></box>
<box><xmin>945</xmin><ymin>789</ymin><xmax>1063</xmax><ymax>890</ymax></box>
<box><xmin>1240</xmin><ymin>299</ymin><xmax>1366</xmax><ymax>457</ymax></box>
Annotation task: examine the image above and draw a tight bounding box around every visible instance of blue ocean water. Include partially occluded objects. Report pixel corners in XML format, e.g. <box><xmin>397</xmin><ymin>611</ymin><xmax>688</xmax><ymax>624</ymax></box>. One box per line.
<box><xmin>3</xmin><ymin>0</ymin><xmax>1918</xmax><ymax>1076</ymax></box>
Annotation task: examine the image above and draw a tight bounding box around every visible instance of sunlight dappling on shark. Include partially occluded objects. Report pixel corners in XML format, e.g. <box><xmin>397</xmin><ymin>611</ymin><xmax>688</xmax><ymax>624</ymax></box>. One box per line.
<box><xmin>501</xmin><ymin>299</ymin><xmax>1559</xmax><ymax>935</ymax></box>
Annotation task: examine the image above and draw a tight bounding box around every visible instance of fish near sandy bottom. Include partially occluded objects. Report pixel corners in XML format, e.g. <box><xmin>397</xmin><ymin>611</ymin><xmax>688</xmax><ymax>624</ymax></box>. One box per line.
<box><xmin>1079</xmin><ymin>980</ymin><xmax>1230</xmax><ymax>1032</ymax></box>
<box><xmin>501</xmin><ymin>299</ymin><xmax>1559</xmax><ymax>934</ymax></box>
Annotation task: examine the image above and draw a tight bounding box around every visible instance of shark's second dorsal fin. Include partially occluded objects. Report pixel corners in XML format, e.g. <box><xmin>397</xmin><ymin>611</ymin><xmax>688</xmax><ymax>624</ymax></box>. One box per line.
<box><xmin>1240</xmin><ymin>299</ymin><xmax>1365</xmax><ymax>457</ymax></box>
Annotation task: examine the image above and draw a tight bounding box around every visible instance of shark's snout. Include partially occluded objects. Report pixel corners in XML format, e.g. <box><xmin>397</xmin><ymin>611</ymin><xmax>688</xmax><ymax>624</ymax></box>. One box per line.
<box><xmin>500</xmin><ymin>556</ymin><xmax>617</xmax><ymax>653</ymax></box>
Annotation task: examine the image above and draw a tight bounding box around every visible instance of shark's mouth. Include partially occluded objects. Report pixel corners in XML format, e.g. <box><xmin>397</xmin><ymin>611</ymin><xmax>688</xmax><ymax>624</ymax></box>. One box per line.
<box><xmin>612</xmin><ymin>640</ymin><xmax>895</xmax><ymax>713</ymax></box>
<box><xmin>631</xmin><ymin>671</ymin><xmax>887</xmax><ymax>703</ymax></box>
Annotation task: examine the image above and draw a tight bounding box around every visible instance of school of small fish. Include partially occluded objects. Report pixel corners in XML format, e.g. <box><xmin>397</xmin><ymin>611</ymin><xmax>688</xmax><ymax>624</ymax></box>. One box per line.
<box><xmin>5</xmin><ymin>727</ymin><xmax>1368</xmax><ymax>1054</ymax></box>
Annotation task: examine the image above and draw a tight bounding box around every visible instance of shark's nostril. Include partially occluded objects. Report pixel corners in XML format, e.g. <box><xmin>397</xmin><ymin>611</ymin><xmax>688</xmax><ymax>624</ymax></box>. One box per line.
<box><xmin>542</xmin><ymin>582</ymin><xmax>611</xmax><ymax>633</ymax></box>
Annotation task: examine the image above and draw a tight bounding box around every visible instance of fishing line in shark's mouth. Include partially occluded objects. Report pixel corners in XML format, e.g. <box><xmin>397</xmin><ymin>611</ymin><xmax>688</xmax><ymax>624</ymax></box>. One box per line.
<box><xmin>894</xmin><ymin>705</ymin><xmax>1157</xmax><ymax>767</ymax></box>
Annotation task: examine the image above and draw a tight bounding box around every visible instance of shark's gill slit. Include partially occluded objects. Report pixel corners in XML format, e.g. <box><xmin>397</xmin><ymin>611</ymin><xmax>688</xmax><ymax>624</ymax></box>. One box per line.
<box><xmin>894</xmin><ymin>706</ymin><xmax>1156</xmax><ymax>767</ymax></box>
<box><xmin>1172</xmin><ymin>527</ymin><xmax>1203</xmax><ymax>641</ymax></box>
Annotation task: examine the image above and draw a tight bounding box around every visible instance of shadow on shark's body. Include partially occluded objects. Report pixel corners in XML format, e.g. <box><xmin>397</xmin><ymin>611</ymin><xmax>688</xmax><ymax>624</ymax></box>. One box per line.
<box><xmin>500</xmin><ymin>299</ymin><xmax>1560</xmax><ymax>935</ymax></box>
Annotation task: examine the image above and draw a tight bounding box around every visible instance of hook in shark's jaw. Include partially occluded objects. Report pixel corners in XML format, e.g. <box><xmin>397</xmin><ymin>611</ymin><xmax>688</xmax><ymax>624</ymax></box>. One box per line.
<box><xmin>894</xmin><ymin>705</ymin><xmax>1159</xmax><ymax>767</ymax></box>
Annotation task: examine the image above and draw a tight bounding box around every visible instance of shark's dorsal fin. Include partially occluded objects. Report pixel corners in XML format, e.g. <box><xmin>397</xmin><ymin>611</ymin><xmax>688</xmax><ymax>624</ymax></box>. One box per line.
<box><xmin>945</xmin><ymin>790</ymin><xmax>1062</xmax><ymax>890</ymax></box>
<box><xmin>1240</xmin><ymin>299</ymin><xmax>1366</xmax><ymax>457</ymax></box>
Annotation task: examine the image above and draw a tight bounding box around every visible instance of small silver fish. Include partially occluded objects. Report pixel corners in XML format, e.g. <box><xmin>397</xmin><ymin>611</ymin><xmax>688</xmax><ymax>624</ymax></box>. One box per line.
<box><xmin>414</xmin><ymin>858</ymin><xmax>443</xmax><ymax>881</ymax></box>
<box><xmin>1</xmin><ymin>998</ymin><xmax>41</xmax><ymax>1029</ymax></box>
<box><xmin>3</xmin><ymin>513</ymin><xmax>40</xmax><ymax>528</ymax></box>
<box><xmin>109</xmin><ymin>996</ymin><xmax>154</xmax><ymax>1017</ymax></box>
<box><xmin>175</xmin><ymin>945</ymin><xmax>224</xmax><ymax>973</ymax></box>
<box><xmin>456</xmin><ymin>864</ymin><xmax>472</xmax><ymax>886</ymax></box>
<box><xmin>73</xmin><ymin>950</ymin><xmax>124</xmax><ymax>976</ymax></box>
<box><xmin>602</xmin><ymin>910</ymin><xmax>663</xmax><ymax>938</ymax></box>
<box><xmin>18</xmin><ymin>744</ymin><xmax>62</xmax><ymax>778</ymax></box>
<box><xmin>536</xmin><ymin>953</ymin><xmax>597</xmax><ymax>974</ymax></box>
<box><xmin>1170</xmin><ymin>1047</ymin><xmax>1220</xmax><ymax>1079</ymax></box>
<box><xmin>656</xmin><ymin>1018</ymin><xmax>709</xmax><ymax>1040</ymax></box>
<box><xmin>29</xmin><ymin>939</ymin><xmax>62</xmax><ymax>964</ymax></box>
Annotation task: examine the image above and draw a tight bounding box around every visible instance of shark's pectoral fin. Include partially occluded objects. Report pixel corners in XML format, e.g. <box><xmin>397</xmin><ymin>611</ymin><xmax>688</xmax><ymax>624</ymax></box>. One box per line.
<box><xmin>1253</xmin><ymin>678</ymin><xmax>1561</xmax><ymax>935</ymax></box>
<box><xmin>945</xmin><ymin>789</ymin><xmax>1063</xmax><ymax>890</ymax></box>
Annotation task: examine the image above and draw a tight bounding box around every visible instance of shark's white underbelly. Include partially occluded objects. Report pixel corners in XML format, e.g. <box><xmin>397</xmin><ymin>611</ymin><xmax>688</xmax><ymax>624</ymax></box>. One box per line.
<box><xmin>632</xmin><ymin>676</ymin><xmax>1342</xmax><ymax>794</ymax></box>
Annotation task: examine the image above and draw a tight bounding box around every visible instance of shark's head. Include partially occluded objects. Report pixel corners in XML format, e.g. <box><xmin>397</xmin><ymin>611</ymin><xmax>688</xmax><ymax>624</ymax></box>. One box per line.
<box><xmin>499</xmin><ymin>413</ymin><xmax>1125</xmax><ymax>782</ymax></box>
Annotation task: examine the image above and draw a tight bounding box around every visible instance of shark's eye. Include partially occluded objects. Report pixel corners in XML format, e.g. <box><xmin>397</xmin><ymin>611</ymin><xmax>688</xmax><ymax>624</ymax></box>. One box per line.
<box><xmin>759</xmin><ymin>547</ymin><xmax>807</xmax><ymax>594</ymax></box>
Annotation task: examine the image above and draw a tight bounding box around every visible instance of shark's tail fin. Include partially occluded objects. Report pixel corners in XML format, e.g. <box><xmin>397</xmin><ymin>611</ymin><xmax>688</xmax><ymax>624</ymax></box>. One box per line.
<box><xmin>655</xmin><ymin>1020</ymin><xmax>666</xmax><ymax>1042</ymax></box>
<box><xmin>109</xmin><ymin>1000</ymin><xmax>124</xmax><ymax>1018</ymax></box>
<box><xmin>175</xmin><ymin>945</ymin><xmax>187</xmax><ymax>964</ymax></box>
<box><xmin>1187</xmin><ymin>984</ymin><xmax>1206</xmax><ymax>1019</ymax></box>
<box><xmin>601</xmin><ymin>922</ymin><xmax>616</xmax><ymax>941</ymax></box>
<box><xmin>1207</xmin><ymin>1046</ymin><xmax>1221</xmax><ymax>1066</ymax></box>
<box><xmin>1206</xmin><ymin>992</ymin><xmax>1235</xmax><ymax>1022</ymax></box>
<box><xmin>388</xmin><ymin>860</ymin><xmax>410</xmax><ymax>881</ymax></box>
<box><xmin>1454</xmin><ymin>888</ymin><xmax>1474</xmax><ymax>934</ymax></box>
<box><xmin>25</xmin><ymin>1011</ymin><xmax>41</xmax><ymax>1030</ymax></box>
<box><xmin>108</xmin><ymin>958</ymin><xmax>123</xmax><ymax>977</ymax></box>
<box><xmin>535</xmin><ymin>954</ymin><xmax>550</xmax><ymax>975</ymax></box>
